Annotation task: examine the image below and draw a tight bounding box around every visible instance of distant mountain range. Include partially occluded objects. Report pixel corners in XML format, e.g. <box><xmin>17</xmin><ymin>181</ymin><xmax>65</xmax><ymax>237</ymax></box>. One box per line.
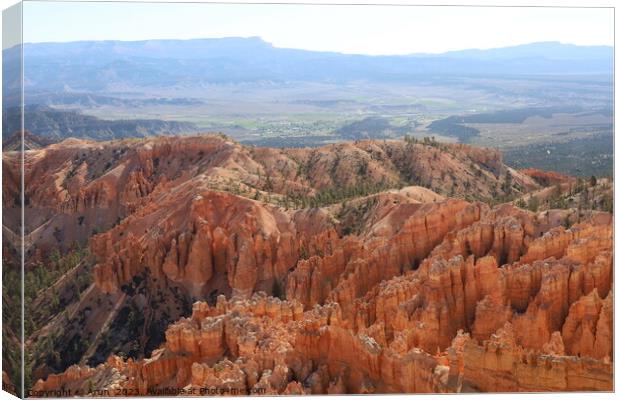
<box><xmin>2</xmin><ymin>105</ymin><xmax>199</xmax><ymax>142</ymax></box>
<box><xmin>436</xmin><ymin>41</ymin><xmax>612</xmax><ymax>61</ymax></box>
<box><xmin>3</xmin><ymin>38</ymin><xmax>612</xmax><ymax>96</ymax></box>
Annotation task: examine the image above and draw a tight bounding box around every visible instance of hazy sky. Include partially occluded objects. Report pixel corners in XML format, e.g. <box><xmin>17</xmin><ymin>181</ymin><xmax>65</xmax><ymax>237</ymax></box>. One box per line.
<box><xmin>22</xmin><ymin>2</ymin><xmax>614</xmax><ymax>55</ymax></box>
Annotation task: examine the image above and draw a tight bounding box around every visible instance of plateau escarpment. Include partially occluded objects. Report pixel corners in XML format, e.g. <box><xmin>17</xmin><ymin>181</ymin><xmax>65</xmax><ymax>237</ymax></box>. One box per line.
<box><xmin>3</xmin><ymin>134</ymin><xmax>611</xmax><ymax>394</ymax></box>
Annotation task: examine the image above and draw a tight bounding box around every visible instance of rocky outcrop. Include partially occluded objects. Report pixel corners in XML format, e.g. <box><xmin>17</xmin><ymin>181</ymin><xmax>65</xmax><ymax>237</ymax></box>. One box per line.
<box><xmin>91</xmin><ymin>189</ymin><xmax>307</xmax><ymax>297</ymax></box>
<box><xmin>561</xmin><ymin>289</ymin><xmax>613</xmax><ymax>359</ymax></box>
<box><xmin>287</xmin><ymin>200</ymin><xmax>485</xmax><ymax>313</ymax></box>
<box><xmin>452</xmin><ymin>323</ymin><xmax>612</xmax><ymax>392</ymax></box>
<box><xmin>34</xmin><ymin>200</ymin><xmax>613</xmax><ymax>395</ymax></box>
<box><xmin>16</xmin><ymin>135</ymin><xmax>612</xmax><ymax>395</ymax></box>
<box><xmin>10</xmin><ymin>135</ymin><xmax>542</xmax><ymax>261</ymax></box>
<box><xmin>32</xmin><ymin>293</ymin><xmax>449</xmax><ymax>395</ymax></box>
<box><xmin>521</xmin><ymin>168</ymin><xmax>575</xmax><ymax>187</ymax></box>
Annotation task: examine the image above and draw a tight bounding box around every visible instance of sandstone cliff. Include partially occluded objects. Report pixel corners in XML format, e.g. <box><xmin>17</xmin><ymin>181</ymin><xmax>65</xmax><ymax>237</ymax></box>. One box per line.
<box><xmin>32</xmin><ymin>195</ymin><xmax>612</xmax><ymax>394</ymax></box>
<box><xmin>12</xmin><ymin>135</ymin><xmax>612</xmax><ymax>395</ymax></box>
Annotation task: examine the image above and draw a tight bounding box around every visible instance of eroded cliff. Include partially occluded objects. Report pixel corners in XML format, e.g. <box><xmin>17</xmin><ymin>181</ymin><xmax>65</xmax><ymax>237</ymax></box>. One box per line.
<box><xmin>10</xmin><ymin>135</ymin><xmax>611</xmax><ymax>395</ymax></box>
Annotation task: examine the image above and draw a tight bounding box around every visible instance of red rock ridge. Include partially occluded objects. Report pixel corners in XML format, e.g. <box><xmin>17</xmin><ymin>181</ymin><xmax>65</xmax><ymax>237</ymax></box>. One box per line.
<box><xmin>18</xmin><ymin>135</ymin><xmax>612</xmax><ymax>395</ymax></box>
<box><xmin>34</xmin><ymin>203</ymin><xmax>613</xmax><ymax>394</ymax></box>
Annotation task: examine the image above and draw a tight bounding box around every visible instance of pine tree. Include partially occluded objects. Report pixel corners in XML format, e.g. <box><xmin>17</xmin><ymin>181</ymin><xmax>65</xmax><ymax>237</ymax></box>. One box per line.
<box><xmin>590</xmin><ymin>175</ymin><xmax>597</xmax><ymax>187</ymax></box>
<box><xmin>527</xmin><ymin>196</ymin><xmax>539</xmax><ymax>212</ymax></box>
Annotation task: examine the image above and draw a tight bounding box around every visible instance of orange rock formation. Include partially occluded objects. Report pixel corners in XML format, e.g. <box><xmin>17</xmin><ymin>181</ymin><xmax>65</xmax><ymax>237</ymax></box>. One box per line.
<box><xmin>12</xmin><ymin>135</ymin><xmax>612</xmax><ymax>394</ymax></box>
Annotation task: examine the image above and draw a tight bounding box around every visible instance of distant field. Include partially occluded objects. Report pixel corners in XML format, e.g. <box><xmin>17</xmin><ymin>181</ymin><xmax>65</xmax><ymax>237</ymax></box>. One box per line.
<box><xmin>79</xmin><ymin>104</ymin><xmax>614</xmax><ymax>178</ymax></box>
<box><xmin>503</xmin><ymin>134</ymin><xmax>613</xmax><ymax>178</ymax></box>
<box><xmin>417</xmin><ymin>107</ymin><xmax>613</xmax><ymax>177</ymax></box>
<box><xmin>426</xmin><ymin>107</ymin><xmax>611</xmax><ymax>144</ymax></box>
<box><xmin>468</xmin><ymin>111</ymin><xmax>612</xmax><ymax>149</ymax></box>
<box><xmin>16</xmin><ymin>65</ymin><xmax>613</xmax><ymax>179</ymax></box>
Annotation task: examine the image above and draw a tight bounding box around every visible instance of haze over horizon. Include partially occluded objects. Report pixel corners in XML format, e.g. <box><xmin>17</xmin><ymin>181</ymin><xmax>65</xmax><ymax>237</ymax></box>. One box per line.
<box><xmin>20</xmin><ymin>2</ymin><xmax>614</xmax><ymax>55</ymax></box>
<box><xmin>17</xmin><ymin>36</ymin><xmax>613</xmax><ymax>58</ymax></box>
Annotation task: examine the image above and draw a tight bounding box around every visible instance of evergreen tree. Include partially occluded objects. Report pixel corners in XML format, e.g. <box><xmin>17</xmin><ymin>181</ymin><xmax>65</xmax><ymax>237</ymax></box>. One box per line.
<box><xmin>589</xmin><ymin>175</ymin><xmax>597</xmax><ymax>187</ymax></box>
<box><xmin>527</xmin><ymin>196</ymin><xmax>539</xmax><ymax>212</ymax></box>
